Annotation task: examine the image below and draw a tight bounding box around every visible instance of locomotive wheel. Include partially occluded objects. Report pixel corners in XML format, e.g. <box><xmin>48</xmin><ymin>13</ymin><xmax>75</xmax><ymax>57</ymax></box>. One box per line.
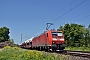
<box><xmin>41</xmin><ymin>47</ymin><xmax>44</xmax><ymax>51</ymax></box>
<box><xmin>45</xmin><ymin>49</ymin><xmax>48</xmax><ymax>52</ymax></box>
<box><xmin>38</xmin><ymin>47</ymin><xmax>40</xmax><ymax>51</ymax></box>
<box><xmin>52</xmin><ymin>47</ymin><xmax>56</xmax><ymax>52</ymax></box>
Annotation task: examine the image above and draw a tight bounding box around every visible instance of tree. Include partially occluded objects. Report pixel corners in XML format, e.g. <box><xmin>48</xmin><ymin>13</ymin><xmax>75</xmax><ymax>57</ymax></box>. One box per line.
<box><xmin>58</xmin><ymin>23</ymin><xmax>87</xmax><ymax>47</ymax></box>
<box><xmin>0</xmin><ymin>26</ymin><xmax>10</xmax><ymax>42</ymax></box>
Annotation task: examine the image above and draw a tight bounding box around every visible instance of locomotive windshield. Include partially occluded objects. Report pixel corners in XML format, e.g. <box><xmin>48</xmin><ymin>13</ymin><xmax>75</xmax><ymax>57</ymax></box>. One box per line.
<box><xmin>52</xmin><ymin>32</ymin><xmax>63</xmax><ymax>36</ymax></box>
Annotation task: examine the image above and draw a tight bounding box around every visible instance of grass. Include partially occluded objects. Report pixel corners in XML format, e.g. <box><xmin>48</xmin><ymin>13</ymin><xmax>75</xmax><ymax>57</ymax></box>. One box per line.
<box><xmin>65</xmin><ymin>46</ymin><xmax>90</xmax><ymax>51</ymax></box>
<box><xmin>0</xmin><ymin>46</ymin><xmax>73</xmax><ymax>60</ymax></box>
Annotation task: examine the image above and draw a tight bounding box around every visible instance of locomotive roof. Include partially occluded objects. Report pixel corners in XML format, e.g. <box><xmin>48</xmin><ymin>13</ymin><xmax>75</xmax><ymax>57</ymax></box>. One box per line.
<box><xmin>33</xmin><ymin>30</ymin><xmax>63</xmax><ymax>38</ymax></box>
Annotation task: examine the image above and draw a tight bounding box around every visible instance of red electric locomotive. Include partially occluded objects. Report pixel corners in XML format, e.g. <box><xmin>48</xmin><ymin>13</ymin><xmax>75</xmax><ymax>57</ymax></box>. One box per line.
<box><xmin>32</xmin><ymin>30</ymin><xmax>65</xmax><ymax>51</ymax></box>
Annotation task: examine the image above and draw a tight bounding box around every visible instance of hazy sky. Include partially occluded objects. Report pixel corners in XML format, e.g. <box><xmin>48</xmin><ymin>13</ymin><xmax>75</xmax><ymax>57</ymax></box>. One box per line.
<box><xmin>0</xmin><ymin>0</ymin><xmax>90</xmax><ymax>44</ymax></box>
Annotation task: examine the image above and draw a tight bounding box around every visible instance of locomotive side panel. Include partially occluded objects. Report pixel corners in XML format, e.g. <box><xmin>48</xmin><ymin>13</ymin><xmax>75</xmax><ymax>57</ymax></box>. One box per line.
<box><xmin>46</xmin><ymin>31</ymin><xmax>52</xmax><ymax>46</ymax></box>
<box><xmin>32</xmin><ymin>31</ymin><xmax>52</xmax><ymax>49</ymax></box>
<box><xmin>39</xmin><ymin>34</ymin><xmax>45</xmax><ymax>46</ymax></box>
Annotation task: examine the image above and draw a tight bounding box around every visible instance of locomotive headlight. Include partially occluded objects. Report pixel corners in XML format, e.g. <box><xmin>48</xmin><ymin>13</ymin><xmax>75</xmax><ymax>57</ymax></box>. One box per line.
<box><xmin>53</xmin><ymin>42</ymin><xmax>55</xmax><ymax>43</ymax></box>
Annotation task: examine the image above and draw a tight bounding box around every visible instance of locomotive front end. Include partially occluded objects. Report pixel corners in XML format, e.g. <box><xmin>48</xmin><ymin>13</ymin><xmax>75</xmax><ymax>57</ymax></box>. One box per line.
<box><xmin>51</xmin><ymin>31</ymin><xmax>65</xmax><ymax>51</ymax></box>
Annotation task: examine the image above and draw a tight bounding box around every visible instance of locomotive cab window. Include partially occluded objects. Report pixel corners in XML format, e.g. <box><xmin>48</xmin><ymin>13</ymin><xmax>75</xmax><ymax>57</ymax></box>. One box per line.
<box><xmin>52</xmin><ymin>32</ymin><xmax>62</xmax><ymax>36</ymax></box>
<box><xmin>52</xmin><ymin>32</ymin><xmax>57</xmax><ymax>36</ymax></box>
<box><xmin>57</xmin><ymin>32</ymin><xmax>63</xmax><ymax>36</ymax></box>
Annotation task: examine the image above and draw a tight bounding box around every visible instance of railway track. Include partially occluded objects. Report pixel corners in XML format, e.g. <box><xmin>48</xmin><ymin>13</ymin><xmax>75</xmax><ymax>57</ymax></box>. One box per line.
<box><xmin>56</xmin><ymin>50</ymin><xmax>90</xmax><ymax>59</ymax></box>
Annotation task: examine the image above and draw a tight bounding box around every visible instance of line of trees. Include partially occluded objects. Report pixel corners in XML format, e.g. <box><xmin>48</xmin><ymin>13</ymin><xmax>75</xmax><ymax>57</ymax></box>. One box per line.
<box><xmin>1</xmin><ymin>24</ymin><xmax>90</xmax><ymax>47</ymax></box>
<box><xmin>58</xmin><ymin>23</ymin><xmax>90</xmax><ymax>47</ymax></box>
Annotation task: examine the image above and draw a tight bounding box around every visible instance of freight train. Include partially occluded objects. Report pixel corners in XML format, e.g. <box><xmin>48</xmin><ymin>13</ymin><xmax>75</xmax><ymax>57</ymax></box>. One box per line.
<box><xmin>19</xmin><ymin>30</ymin><xmax>65</xmax><ymax>51</ymax></box>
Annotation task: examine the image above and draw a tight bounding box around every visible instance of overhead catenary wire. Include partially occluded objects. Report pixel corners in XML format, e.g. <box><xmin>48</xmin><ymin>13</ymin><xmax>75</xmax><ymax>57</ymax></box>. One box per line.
<box><xmin>33</xmin><ymin>0</ymin><xmax>87</xmax><ymax>33</ymax></box>
<box><xmin>50</xmin><ymin>0</ymin><xmax>76</xmax><ymax>19</ymax></box>
<box><xmin>30</xmin><ymin>0</ymin><xmax>77</xmax><ymax>38</ymax></box>
<box><xmin>69</xmin><ymin>9</ymin><xmax>90</xmax><ymax>21</ymax></box>
<box><xmin>52</xmin><ymin>0</ymin><xmax>87</xmax><ymax>22</ymax></box>
<box><xmin>74</xmin><ymin>14</ymin><xmax>90</xmax><ymax>22</ymax></box>
<box><xmin>31</xmin><ymin>0</ymin><xmax>77</xmax><ymax>37</ymax></box>
<box><xmin>29</xmin><ymin>0</ymin><xmax>88</xmax><ymax>39</ymax></box>
<box><xmin>32</xmin><ymin>26</ymin><xmax>45</xmax><ymax>37</ymax></box>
